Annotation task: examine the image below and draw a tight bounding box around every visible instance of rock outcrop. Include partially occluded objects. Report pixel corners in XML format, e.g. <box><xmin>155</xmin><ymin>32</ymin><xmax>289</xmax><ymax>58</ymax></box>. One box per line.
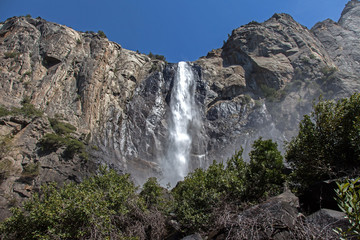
<box><xmin>1</xmin><ymin>0</ymin><xmax>360</xmax><ymax>215</ymax></box>
<box><xmin>0</xmin><ymin>115</ymin><xmax>96</xmax><ymax>220</ymax></box>
<box><xmin>210</xmin><ymin>191</ymin><xmax>340</xmax><ymax>239</ymax></box>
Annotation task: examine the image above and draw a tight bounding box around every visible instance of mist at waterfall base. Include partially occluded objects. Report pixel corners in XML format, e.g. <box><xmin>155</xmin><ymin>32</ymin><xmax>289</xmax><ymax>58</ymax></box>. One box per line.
<box><xmin>161</xmin><ymin>62</ymin><xmax>200</xmax><ymax>187</ymax></box>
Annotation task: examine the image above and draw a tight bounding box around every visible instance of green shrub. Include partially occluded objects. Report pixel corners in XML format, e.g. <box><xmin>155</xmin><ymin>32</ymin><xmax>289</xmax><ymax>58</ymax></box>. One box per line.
<box><xmin>286</xmin><ymin>93</ymin><xmax>360</xmax><ymax>193</ymax></box>
<box><xmin>0</xmin><ymin>97</ymin><xmax>42</xmax><ymax>118</ymax></box>
<box><xmin>0</xmin><ymin>105</ymin><xmax>10</xmax><ymax>117</ymax></box>
<box><xmin>22</xmin><ymin>162</ymin><xmax>39</xmax><ymax>178</ymax></box>
<box><xmin>243</xmin><ymin>94</ymin><xmax>252</xmax><ymax>104</ymax></box>
<box><xmin>335</xmin><ymin>178</ymin><xmax>360</xmax><ymax>239</ymax></box>
<box><xmin>0</xmin><ymin>168</ymin><xmax>167</xmax><ymax>240</ymax></box>
<box><xmin>148</xmin><ymin>52</ymin><xmax>167</xmax><ymax>62</ymax></box>
<box><xmin>4</xmin><ymin>51</ymin><xmax>19</xmax><ymax>59</ymax></box>
<box><xmin>301</xmin><ymin>56</ymin><xmax>310</xmax><ymax>64</ymax></box>
<box><xmin>97</xmin><ymin>30</ymin><xmax>107</xmax><ymax>38</ymax></box>
<box><xmin>39</xmin><ymin>117</ymin><xmax>88</xmax><ymax>161</ymax></box>
<box><xmin>38</xmin><ymin>133</ymin><xmax>65</xmax><ymax>152</ymax></box>
<box><xmin>260</xmin><ymin>84</ymin><xmax>276</xmax><ymax>98</ymax></box>
<box><xmin>49</xmin><ymin>118</ymin><xmax>77</xmax><ymax>135</ymax></box>
<box><xmin>0</xmin><ymin>135</ymin><xmax>13</xmax><ymax>159</ymax></box>
<box><xmin>247</xmin><ymin>138</ymin><xmax>285</xmax><ymax>200</ymax></box>
<box><xmin>148</xmin><ymin>52</ymin><xmax>154</xmax><ymax>59</ymax></box>
<box><xmin>140</xmin><ymin>177</ymin><xmax>170</xmax><ymax>211</ymax></box>
<box><xmin>171</xmin><ymin>166</ymin><xmax>223</xmax><ymax>230</ymax></box>
<box><xmin>63</xmin><ymin>138</ymin><xmax>86</xmax><ymax>159</ymax></box>
<box><xmin>172</xmin><ymin>140</ymin><xmax>284</xmax><ymax>232</ymax></box>
<box><xmin>91</xmin><ymin>145</ymin><xmax>99</xmax><ymax>151</ymax></box>
<box><xmin>0</xmin><ymin>159</ymin><xmax>13</xmax><ymax>184</ymax></box>
<box><xmin>14</xmin><ymin>103</ymin><xmax>43</xmax><ymax>118</ymax></box>
<box><xmin>320</xmin><ymin>66</ymin><xmax>337</xmax><ymax>76</ymax></box>
<box><xmin>23</xmin><ymin>71</ymin><xmax>31</xmax><ymax>76</ymax></box>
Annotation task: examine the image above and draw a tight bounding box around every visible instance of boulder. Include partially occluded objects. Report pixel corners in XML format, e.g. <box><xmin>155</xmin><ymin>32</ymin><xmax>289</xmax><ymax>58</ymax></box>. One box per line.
<box><xmin>307</xmin><ymin>208</ymin><xmax>349</xmax><ymax>231</ymax></box>
<box><xmin>181</xmin><ymin>233</ymin><xmax>203</xmax><ymax>240</ymax></box>
<box><xmin>214</xmin><ymin>191</ymin><xmax>339</xmax><ymax>239</ymax></box>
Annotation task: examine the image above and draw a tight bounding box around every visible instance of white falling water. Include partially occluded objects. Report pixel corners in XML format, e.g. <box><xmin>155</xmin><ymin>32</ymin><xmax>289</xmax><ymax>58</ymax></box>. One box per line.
<box><xmin>163</xmin><ymin>61</ymin><xmax>197</xmax><ymax>186</ymax></box>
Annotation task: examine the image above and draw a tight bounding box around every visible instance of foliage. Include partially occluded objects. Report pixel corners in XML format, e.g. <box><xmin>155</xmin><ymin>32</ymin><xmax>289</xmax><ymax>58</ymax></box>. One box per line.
<box><xmin>63</xmin><ymin>138</ymin><xmax>87</xmax><ymax>160</ymax></box>
<box><xmin>0</xmin><ymin>158</ymin><xmax>13</xmax><ymax>184</ymax></box>
<box><xmin>0</xmin><ymin>168</ymin><xmax>167</xmax><ymax>240</ymax></box>
<box><xmin>0</xmin><ymin>97</ymin><xmax>43</xmax><ymax>118</ymax></box>
<box><xmin>260</xmin><ymin>84</ymin><xmax>286</xmax><ymax>102</ymax></box>
<box><xmin>12</xmin><ymin>102</ymin><xmax>43</xmax><ymax>118</ymax></box>
<box><xmin>243</xmin><ymin>94</ymin><xmax>252</xmax><ymax>104</ymax></box>
<box><xmin>247</xmin><ymin>138</ymin><xmax>285</xmax><ymax>200</ymax></box>
<box><xmin>335</xmin><ymin>178</ymin><xmax>360</xmax><ymax>239</ymax></box>
<box><xmin>38</xmin><ymin>133</ymin><xmax>64</xmax><ymax>152</ymax></box>
<box><xmin>0</xmin><ymin>105</ymin><xmax>10</xmax><ymax>117</ymax></box>
<box><xmin>39</xmin><ymin>118</ymin><xmax>88</xmax><ymax>160</ymax></box>
<box><xmin>0</xmin><ymin>97</ymin><xmax>42</xmax><ymax>118</ymax></box>
<box><xmin>4</xmin><ymin>51</ymin><xmax>19</xmax><ymax>59</ymax></box>
<box><xmin>172</xmin><ymin>139</ymin><xmax>284</xmax><ymax>232</ymax></box>
<box><xmin>49</xmin><ymin>118</ymin><xmax>77</xmax><ymax>135</ymax></box>
<box><xmin>21</xmin><ymin>162</ymin><xmax>40</xmax><ymax>178</ymax></box>
<box><xmin>171</xmin><ymin>164</ymin><xmax>225</xmax><ymax>231</ymax></box>
<box><xmin>147</xmin><ymin>52</ymin><xmax>167</xmax><ymax>62</ymax></box>
<box><xmin>260</xmin><ymin>84</ymin><xmax>276</xmax><ymax>98</ymax></box>
<box><xmin>320</xmin><ymin>66</ymin><xmax>337</xmax><ymax>76</ymax></box>
<box><xmin>286</xmin><ymin>93</ymin><xmax>360</xmax><ymax>193</ymax></box>
<box><xmin>97</xmin><ymin>30</ymin><xmax>107</xmax><ymax>38</ymax></box>
<box><xmin>140</xmin><ymin>177</ymin><xmax>165</xmax><ymax>207</ymax></box>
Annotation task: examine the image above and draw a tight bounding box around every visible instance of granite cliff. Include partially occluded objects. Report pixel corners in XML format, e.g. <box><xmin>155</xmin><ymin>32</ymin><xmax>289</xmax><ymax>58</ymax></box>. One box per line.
<box><xmin>0</xmin><ymin>0</ymin><xmax>360</xmax><ymax>219</ymax></box>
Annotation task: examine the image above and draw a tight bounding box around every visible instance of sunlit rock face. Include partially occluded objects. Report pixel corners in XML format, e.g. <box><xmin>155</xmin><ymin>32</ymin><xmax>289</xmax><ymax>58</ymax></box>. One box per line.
<box><xmin>1</xmin><ymin>1</ymin><xmax>360</xmax><ymax>198</ymax></box>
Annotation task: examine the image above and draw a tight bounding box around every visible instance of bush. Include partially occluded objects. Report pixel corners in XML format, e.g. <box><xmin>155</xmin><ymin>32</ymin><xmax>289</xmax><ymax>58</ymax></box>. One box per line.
<box><xmin>286</xmin><ymin>93</ymin><xmax>360</xmax><ymax>193</ymax></box>
<box><xmin>320</xmin><ymin>66</ymin><xmax>337</xmax><ymax>76</ymax></box>
<box><xmin>21</xmin><ymin>162</ymin><xmax>39</xmax><ymax>178</ymax></box>
<box><xmin>97</xmin><ymin>30</ymin><xmax>107</xmax><ymax>38</ymax></box>
<box><xmin>172</xmin><ymin>166</ymin><xmax>223</xmax><ymax>231</ymax></box>
<box><xmin>14</xmin><ymin>103</ymin><xmax>43</xmax><ymax>118</ymax></box>
<box><xmin>63</xmin><ymin>138</ymin><xmax>86</xmax><ymax>159</ymax></box>
<box><xmin>141</xmin><ymin>177</ymin><xmax>165</xmax><ymax>207</ymax></box>
<box><xmin>0</xmin><ymin>159</ymin><xmax>13</xmax><ymax>184</ymax></box>
<box><xmin>0</xmin><ymin>105</ymin><xmax>10</xmax><ymax>117</ymax></box>
<box><xmin>335</xmin><ymin>178</ymin><xmax>360</xmax><ymax>239</ymax></box>
<box><xmin>49</xmin><ymin>118</ymin><xmax>77</xmax><ymax>135</ymax></box>
<box><xmin>172</xmin><ymin>140</ymin><xmax>284</xmax><ymax>232</ymax></box>
<box><xmin>0</xmin><ymin>97</ymin><xmax>43</xmax><ymax>118</ymax></box>
<box><xmin>39</xmin><ymin>118</ymin><xmax>88</xmax><ymax>160</ymax></box>
<box><xmin>4</xmin><ymin>51</ymin><xmax>19</xmax><ymax>59</ymax></box>
<box><xmin>247</xmin><ymin>138</ymin><xmax>285</xmax><ymax>200</ymax></box>
<box><xmin>38</xmin><ymin>133</ymin><xmax>65</xmax><ymax>152</ymax></box>
<box><xmin>148</xmin><ymin>52</ymin><xmax>167</xmax><ymax>62</ymax></box>
<box><xmin>260</xmin><ymin>84</ymin><xmax>277</xmax><ymax>99</ymax></box>
<box><xmin>0</xmin><ymin>135</ymin><xmax>13</xmax><ymax>160</ymax></box>
<box><xmin>0</xmin><ymin>168</ymin><xmax>167</xmax><ymax>240</ymax></box>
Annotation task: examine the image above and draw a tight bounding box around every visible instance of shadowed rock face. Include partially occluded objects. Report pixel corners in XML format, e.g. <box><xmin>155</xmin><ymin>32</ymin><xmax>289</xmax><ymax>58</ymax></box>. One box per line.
<box><xmin>1</xmin><ymin>1</ymin><xmax>360</xmax><ymax>211</ymax></box>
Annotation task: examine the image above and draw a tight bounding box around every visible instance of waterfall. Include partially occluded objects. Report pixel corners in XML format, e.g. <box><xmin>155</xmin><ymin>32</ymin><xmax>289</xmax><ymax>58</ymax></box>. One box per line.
<box><xmin>162</xmin><ymin>61</ymin><xmax>198</xmax><ymax>186</ymax></box>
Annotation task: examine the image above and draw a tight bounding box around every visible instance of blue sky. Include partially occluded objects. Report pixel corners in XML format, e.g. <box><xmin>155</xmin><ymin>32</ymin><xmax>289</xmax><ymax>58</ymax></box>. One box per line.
<box><xmin>1</xmin><ymin>0</ymin><xmax>349</xmax><ymax>63</ymax></box>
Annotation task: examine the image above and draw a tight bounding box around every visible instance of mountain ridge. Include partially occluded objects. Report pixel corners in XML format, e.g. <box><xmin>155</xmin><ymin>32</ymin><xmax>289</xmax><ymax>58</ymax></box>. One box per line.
<box><xmin>0</xmin><ymin>0</ymin><xmax>360</xmax><ymax>219</ymax></box>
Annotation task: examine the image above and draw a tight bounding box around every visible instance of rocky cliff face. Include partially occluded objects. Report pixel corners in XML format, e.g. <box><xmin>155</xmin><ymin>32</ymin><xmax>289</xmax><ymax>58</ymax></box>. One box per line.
<box><xmin>196</xmin><ymin>1</ymin><xmax>360</xmax><ymax>161</ymax></box>
<box><xmin>1</xmin><ymin>0</ymin><xmax>360</xmax><ymax>217</ymax></box>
